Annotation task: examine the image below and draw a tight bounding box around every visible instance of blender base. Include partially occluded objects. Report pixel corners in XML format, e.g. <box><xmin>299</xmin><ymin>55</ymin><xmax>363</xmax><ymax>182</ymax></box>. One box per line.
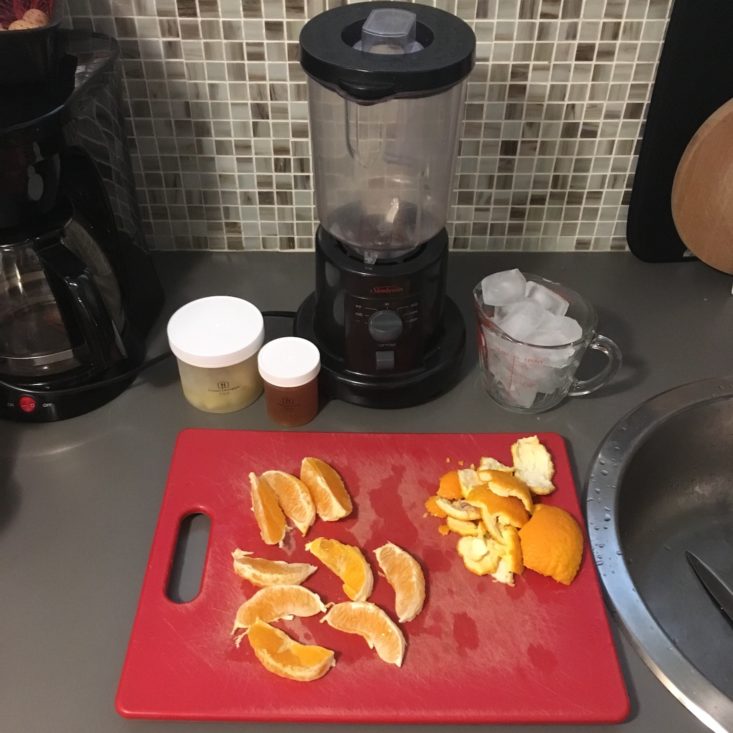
<box><xmin>295</xmin><ymin>293</ymin><xmax>465</xmax><ymax>409</ymax></box>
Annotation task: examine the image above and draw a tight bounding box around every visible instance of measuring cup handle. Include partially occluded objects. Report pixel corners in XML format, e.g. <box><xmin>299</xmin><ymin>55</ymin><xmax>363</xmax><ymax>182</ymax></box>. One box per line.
<box><xmin>568</xmin><ymin>334</ymin><xmax>622</xmax><ymax>397</ymax></box>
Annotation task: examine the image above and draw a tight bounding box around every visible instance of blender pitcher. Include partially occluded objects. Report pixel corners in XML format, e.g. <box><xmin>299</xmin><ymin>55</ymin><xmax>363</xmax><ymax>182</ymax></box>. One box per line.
<box><xmin>296</xmin><ymin>2</ymin><xmax>474</xmax><ymax>408</ymax></box>
<box><xmin>302</xmin><ymin>2</ymin><xmax>474</xmax><ymax>262</ymax></box>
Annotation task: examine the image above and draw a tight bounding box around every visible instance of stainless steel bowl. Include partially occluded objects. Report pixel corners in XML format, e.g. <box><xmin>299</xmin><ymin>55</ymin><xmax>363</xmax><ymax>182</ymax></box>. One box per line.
<box><xmin>587</xmin><ymin>376</ymin><xmax>733</xmax><ymax>733</ymax></box>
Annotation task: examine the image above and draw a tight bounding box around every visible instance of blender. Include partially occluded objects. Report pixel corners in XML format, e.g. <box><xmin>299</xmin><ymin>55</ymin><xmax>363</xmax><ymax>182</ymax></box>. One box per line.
<box><xmin>295</xmin><ymin>1</ymin><xmax>475</xmax><ymax>408</ymax></box>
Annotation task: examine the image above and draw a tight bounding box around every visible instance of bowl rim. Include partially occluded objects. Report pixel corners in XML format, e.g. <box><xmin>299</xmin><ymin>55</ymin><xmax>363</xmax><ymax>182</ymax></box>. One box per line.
<box><xmin>586</xmin><ymin>375</ymin><xmax>733</xmax><ymax>733</ymax></box>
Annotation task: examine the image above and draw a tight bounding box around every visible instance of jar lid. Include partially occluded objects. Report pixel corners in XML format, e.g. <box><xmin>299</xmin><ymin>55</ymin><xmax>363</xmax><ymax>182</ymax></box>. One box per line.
<box><xmin>258</xmin><ymin>337</ymin><xmax>321</xmax><ymax>388</ymax></box>
<box><xmin>167</xmin><ymin>296</ymin><xmax>264</xmax><ymax>369</ymax></box>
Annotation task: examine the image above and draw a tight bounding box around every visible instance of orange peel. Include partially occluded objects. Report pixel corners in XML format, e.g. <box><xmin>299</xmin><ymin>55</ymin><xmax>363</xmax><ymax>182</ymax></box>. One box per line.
<box><xmin>519</xmin><ymin>504</ymin><xmax>583</xmax><ymax>585</ymax></box>
<box><xmin>466</xmin><ymin>485</ymin><xmax>529</xmax><ymax>540</ymax></box>
<box><xmin>478</xmin><ymin>469</ymin><xmax>534</xmax><ymax>513</ymax></box>
<box><xmin>437</xmin><ymin>470</ymin><xmax>463</xmax><ymax>499</ymax></box>
<box><xmin>445</xmin><ymin>516</ymin><xmax>484</xmax><ymax>536</ymax></box>
<box><xmin>511</xmin><ymin>435</ymin><xmax>556</xmax><ymax>495</ymax></box>
<box><xmin>424</xmin><ymin>495</ymin><xmax>447</xmax><ymax>518</ymax></box>
<box><xmin>433</xmin><ymin>497</ymin><xmax>481</xmax><ymax>521</ymax></box>
<box><xmin>457</xmin><ymin>468</ymin><xmax>483</xmax><ymax>498</ymax></box>
<box><xmin>456</xmin><ymin>535</ymin><xmax>501</xmax><ymax>576</ymax></box>
<box><xmin>478</xmin><ymin>456</ymin><xmax>514</xmax><ymax>473</ymax></box>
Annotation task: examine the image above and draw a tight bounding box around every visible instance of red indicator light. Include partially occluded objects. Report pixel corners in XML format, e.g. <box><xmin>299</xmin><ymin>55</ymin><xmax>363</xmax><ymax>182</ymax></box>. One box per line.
<box><xmin>18</xmin><ymin>395</ymin><xmax>37</xmax><ymax>414</ymax></box>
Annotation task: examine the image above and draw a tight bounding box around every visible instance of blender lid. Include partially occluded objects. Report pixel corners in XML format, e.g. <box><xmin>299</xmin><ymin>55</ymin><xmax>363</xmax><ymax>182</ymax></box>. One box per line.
<box><xmin>299</xmin><ymin>1</ymin><xmax>475</xmax><ymax>102</ymax></box>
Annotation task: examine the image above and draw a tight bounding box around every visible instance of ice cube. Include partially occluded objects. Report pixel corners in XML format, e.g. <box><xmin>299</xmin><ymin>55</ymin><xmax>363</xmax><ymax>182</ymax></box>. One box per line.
<box><xmin>494</xmin><ymin>299</ymin><xmax>549</xmax><ymax>342</ymax></box>
<box><xmin>517</xmin><ymin>343</ymin><xmax>572</xmax><ymax>394</ymax></box>
<box><xmin>480</xmin><ymin>269</ymin><xmax>527</xmax><ymax>306</ymax></box>
<box><xmin>530</xmin><ymin>313</ymin><xmax>583</xmax><ymax>347</ymax></box>
<box><xmin>484</xmin><ymin>336</ymin><xmax>543</xmax><ymax>409</ymax></box>
<box><xmin>525</xmin><ymin>280</ymin><xmax>569</xmax><ymax>316</ymax></box>
<box><xmin>503</xmin><ymin>381</ymin><xmax>539</xmax><ymax>410</ymax></box>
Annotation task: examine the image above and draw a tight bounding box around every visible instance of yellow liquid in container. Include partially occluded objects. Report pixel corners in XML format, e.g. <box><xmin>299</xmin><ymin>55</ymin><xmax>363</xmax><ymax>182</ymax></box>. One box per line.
<box><xmin>177</xmin><ymin>357</ymin><xmax>263</xmax><ymax>413</ymax></box>
<box><xmin>167</xmin><ymin>296</ymin><xmax>265</xmax><ymax>414</ymax></box>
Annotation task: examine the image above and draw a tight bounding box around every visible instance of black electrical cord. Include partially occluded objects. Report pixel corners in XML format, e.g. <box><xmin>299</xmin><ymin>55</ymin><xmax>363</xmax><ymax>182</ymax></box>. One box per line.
<box><xmin>0</xmin><ymin>350</ymin><xmax>173</xmax><ymax>398</ymax></box>
<box><xmin>261</xmin><ymin>310</ymin><xmax>297</xmax><ymax>319</ymax></box>
<box><xmin>0</xmin><ymin>309</ymin><xmax>299</xmax><ymax>399</ymax></box>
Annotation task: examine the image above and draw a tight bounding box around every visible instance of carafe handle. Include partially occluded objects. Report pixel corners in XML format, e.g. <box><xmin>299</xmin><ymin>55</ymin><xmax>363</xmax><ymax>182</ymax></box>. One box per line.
<box><xmin>35</xmin><ymin>239</ymin><xmax>124</xmax><ymax>373</ymax></box>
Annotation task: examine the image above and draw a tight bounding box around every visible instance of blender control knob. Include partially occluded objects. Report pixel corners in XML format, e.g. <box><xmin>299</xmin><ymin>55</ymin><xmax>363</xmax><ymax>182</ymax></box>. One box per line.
<box><xmin>368</xmin><ymin>309</ymin><xmax>403</xmax><ymax>343</ymax></box>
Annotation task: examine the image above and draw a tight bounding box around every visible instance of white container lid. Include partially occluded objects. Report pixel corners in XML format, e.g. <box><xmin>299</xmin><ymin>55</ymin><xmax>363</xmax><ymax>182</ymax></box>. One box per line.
<box><xmin>167</xmin><ymin>296</ymin><xmax>264</xmax><ymax>369</ymax></box>
<box><xmin>258</xmin><ymin>337</ymin><xmax>321</xmax><ymax>388</ymax></box>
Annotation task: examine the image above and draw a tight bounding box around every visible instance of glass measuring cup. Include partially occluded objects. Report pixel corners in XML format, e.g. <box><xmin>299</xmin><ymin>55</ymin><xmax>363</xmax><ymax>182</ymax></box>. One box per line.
<box><xmin>472</xmin><ymin>273</ymin><xmax>622</xmax><ymax>413</ymax></box>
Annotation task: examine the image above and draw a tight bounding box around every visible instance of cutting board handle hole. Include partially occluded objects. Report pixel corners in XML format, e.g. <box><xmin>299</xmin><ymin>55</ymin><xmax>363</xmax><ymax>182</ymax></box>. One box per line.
<box><xmin>166</xmin><ymin>512</ymin><xmax>211</xmax><ymax>604</ymax></box>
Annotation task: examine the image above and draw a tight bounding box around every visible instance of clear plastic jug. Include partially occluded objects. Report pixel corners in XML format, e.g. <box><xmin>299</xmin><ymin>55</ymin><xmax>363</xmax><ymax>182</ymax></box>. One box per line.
<box><xmin>301</xmin><ymin>5</ymin><xmax>474</xmax><ymax>261</ymax></box>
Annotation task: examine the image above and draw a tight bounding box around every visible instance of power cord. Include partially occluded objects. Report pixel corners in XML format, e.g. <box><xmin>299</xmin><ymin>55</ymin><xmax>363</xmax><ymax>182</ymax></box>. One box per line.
<box><xmin>0</xmin><ymin>350</ymin><xmax>173</xmax><ymax>398</ymax></box>
<box><xmin>261</xmin><ymin>310</ymin><xmax>297</xmax><ymax>319</ymax></box>
<box><xmin>0</xmin><ymin>309</ymin><xmax>298</xmax><ymax>399</ymax></box>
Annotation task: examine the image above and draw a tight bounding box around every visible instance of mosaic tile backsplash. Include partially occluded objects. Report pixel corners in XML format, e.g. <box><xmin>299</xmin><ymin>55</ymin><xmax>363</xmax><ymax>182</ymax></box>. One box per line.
<box><xmin>66</xmin><ymin>0</ymin><xmax>673</xmax><ymax>252</ymax></box>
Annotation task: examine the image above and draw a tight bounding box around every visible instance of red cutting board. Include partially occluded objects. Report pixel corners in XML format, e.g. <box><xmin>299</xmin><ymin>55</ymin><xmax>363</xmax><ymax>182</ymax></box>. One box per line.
<box><xmin>116</xmin><ymin>429</ymin><xmax>629</xmax><ymax>724</ymax></box>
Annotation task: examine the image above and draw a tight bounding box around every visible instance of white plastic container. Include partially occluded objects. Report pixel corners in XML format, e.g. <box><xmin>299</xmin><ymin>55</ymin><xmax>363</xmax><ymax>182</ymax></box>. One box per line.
<box><xmin>257</xmin><ymin>337</ymin><xmax>321</xmax><ymax>426</ymax></box>
<box><xmin>167</xmin><ymin>296</ymin><xmax>264</xmax><ymax>413</ymax></box>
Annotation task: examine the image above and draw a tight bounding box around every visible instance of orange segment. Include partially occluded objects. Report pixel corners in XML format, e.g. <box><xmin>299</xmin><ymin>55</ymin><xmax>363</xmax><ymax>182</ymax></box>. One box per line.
<box><xmin>246</xmin><ymin>619</ymin><xmax>335</xmax><ymax>682</ymax></box>
<box><xmin>321</xmin><ymin>601</ymin><xmax>406</xmax><ymax>667</ymax></box>
<box><xmin>437</xmin><ymin>470</ymin><xmax>463</xmax><ymax>499</ymax></box>
<box><xmin>232</xmin><ymin>549</ymin><xmax>317</xmax><ymax>587</ymax></box>
<box><xmin>478</xmin><ymin>469</ymin><xmax>534</xmax><ymax>513</ymax></box>
<box><xmin>260</xmin><ymin>470</ymin><xmax>316</xmax><ymax>536</ymax></box>
<box><xmin>518</xmin><ymin>504</ymin><xmax>583</xmax><ymax>585</ymax></box>
<box><xmin>305</xmin><ymin>537</ymin><xmax>374</xmax><ymax>601</ymax></box>
<box><xmin>249</xmin><ymin>472</ymin><xmax>288</xmax><ymax>546</ymax></box>
<box><xmin>374</xmin><ymin>542</ymin><xmax>426</xmax><ymax>623</ymax></box>
<box><xmin>233</xmin><ymin>584</ymin><xmax>326</xmax><ymax>634</ymax></box>
<box><xmin>300</xmin><ymin>457</ymin><xmax>353</xmax><ymax>521</ymax></box>
<box><xmin>424</xmin><ymin>495</ymin><xmax>447</xmax><ymax>518</ymax></box>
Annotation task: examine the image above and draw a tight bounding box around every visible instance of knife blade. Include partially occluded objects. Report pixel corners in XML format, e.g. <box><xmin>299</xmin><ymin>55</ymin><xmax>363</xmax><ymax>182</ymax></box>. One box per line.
<box><xmin>686</xmin><ymin>550</ymin><xmax>733</xmax><ymax>624</ymax></box>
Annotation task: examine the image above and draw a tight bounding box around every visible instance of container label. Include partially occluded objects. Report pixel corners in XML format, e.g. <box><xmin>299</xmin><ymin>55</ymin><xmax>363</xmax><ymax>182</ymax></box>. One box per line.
<box><xmin>208</xmin><ymin>381</ymin><xmax>241</xmax><ymax>394</ymax></box>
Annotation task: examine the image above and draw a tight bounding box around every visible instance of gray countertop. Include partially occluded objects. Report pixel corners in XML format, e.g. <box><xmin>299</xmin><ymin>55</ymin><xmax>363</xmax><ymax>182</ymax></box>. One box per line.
<box><xmin>2</xmin><ymin>250</ymin><xmax>732</xmax><ymax>733</ymax></box>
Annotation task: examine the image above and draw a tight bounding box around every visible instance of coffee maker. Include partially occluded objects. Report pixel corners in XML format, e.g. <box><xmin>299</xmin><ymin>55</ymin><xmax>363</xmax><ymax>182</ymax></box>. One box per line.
<box><xmin>0</xmin><ymin>25</ymin><xmax>163</xmax><ymax>422</ymax></box>
<box><xmin>295</xmin><ymin>2</ymin><xmax>475</xmax><ymax>408</ymax></box>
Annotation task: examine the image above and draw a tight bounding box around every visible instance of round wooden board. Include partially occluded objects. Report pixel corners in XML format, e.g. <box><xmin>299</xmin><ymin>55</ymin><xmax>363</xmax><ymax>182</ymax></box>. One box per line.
<box><xmin>671</xmin><ymin>97</ymin><xmax>733</xmax><ymax>275</ymax></box>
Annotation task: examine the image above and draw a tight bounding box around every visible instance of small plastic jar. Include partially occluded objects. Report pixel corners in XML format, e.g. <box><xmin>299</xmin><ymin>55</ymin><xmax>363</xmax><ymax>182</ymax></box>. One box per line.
<box><xmin>167</xmin><ymin>296</ymin><xmax>264</xmax><ymax>413</ymax></box>
<box><xmin>257</xmin><ymin>337</ymin><xmax>321</xmax><ymax>427</ymax></box>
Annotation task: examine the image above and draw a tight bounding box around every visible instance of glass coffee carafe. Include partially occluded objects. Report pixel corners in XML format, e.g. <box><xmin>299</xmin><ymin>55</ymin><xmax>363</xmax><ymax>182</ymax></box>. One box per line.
<box><xmin>0</xmin><ymin>209</ymin><xmax>126</xmax><ymax>382</ymax></box>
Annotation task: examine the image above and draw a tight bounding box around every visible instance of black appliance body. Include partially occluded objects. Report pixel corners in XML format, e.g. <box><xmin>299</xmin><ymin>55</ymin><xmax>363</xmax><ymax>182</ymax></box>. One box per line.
<box><xmin>295</xmin><ymin>2</ymin><xmax>474</xmax><ymax>408</ymax></box>
<box><xmin>296</xmin><ymin>228</ymin><xmax>465</xmax><ymax>408</ymax></box>
<box><xmin>0</xmin><ymin>30</ymin><xmax>163</xmax><ymax>421</ymax></box>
